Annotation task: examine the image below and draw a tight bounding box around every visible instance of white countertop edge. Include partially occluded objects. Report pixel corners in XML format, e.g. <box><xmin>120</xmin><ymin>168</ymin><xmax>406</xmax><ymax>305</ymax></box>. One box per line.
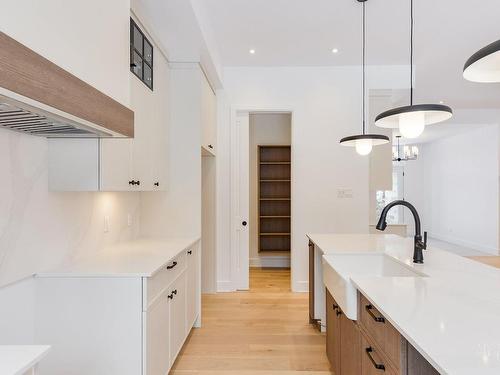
<box><xmin>351</xmin><ymin>279</ymin><xmax>446</xmax><ymax>374</ymax></box>
<box><xmin>0</xmin><ymin>345</ymin><xmax>51</xmax><ymax>375</ymax></box>
<box><xmin>35</xmin><ymin>236</ymin><xmax>200</xmax><ymax>278</ymax></box>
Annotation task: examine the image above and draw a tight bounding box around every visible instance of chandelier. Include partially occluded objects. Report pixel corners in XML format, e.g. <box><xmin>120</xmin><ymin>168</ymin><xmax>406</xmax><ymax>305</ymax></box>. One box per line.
<box><xmin>393</xmin><ymin>136</ymin><xmax>418</xmax><ymax>162</ymax></box>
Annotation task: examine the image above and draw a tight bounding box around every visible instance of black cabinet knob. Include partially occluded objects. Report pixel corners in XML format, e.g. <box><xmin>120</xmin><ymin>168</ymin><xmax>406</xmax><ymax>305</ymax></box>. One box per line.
<box><xmin>208</xmin><ymin>144</ymin><xmax>213</xmax><ymax>149</ymax></box>
<box><xmin>242</xmin><ymin>221</ymin><xmax>247</xmax><ymax>226</ymax></box>
<box><xmin>154</xmin><ymin>182</ymin><xmax>159</xmax><ymax>187</ymax></box>
<box><xmin>187</xmin><ymin>250</ymin><xmax>192</xmax><ymax>255</ymax></box>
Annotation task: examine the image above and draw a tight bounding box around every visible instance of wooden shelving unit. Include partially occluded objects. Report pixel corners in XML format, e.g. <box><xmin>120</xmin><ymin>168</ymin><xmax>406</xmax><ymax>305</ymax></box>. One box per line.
<box><xmin>258</xmin><ymin>145</ymin><xmax>291</xmax><ymax>253</ymax></box>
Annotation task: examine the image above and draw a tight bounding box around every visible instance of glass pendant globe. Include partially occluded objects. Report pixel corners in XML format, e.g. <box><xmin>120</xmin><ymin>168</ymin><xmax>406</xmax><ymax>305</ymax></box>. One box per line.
<box><xmin>399</xmin><ymin>111</ymin><xmax>425</xmax><ymax>138</ymax></box>
<box><xmin>355</xmin><ymin>138</ymin><xmax>373</xmax><ymax>155</ymax></box>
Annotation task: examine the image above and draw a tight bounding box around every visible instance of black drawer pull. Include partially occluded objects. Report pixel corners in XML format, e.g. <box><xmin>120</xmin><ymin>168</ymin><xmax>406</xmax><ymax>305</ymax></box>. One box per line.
<box><xmin>166</xmin><ymin>261</ymin><xmax>178</xmax><ymax>270</ymax></box>
<box><xmin>365</xmin><ymin>347</ymin><xmax>385</xmax><ymax>371</ymax></box>
<box><xmin>154</xmin><ymin>182</ymin><xmax>159</xmax><ymax>187</ymax></box>
<box><xmin>172</xmin><ymin>289</ymin><xmax>177</xmax><ymax>295</ymax></box>
<box><xmin>333</xmin><ymin>304</ymin><xmax>339</xmax><ymax>311</ymax></box>
<box><xmin>208</xmin><ymin>144</ymin><xmax>213</xmax><ymax>149</ymax></box>
<box><xmin>167</xmin><ymin>293</ymin><xmax>173</xmax><ymax>300</ymax></box>
<box><xmin>366</xmin><ymin>304</ymin><xmax>385</xmax><ymax>323</ymax></box>
<box><xmin>187</xmin><ymin>250</ymin><xmax>192</xmax><ymax>255</ymax></box>
<box><xmin>336</xmin><ymin>309</ymin><xmax>342</xmax><ymax>316</ymax></box>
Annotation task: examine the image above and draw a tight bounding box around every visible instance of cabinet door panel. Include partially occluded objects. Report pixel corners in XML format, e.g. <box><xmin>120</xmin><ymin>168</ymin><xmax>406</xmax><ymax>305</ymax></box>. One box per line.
<box><xmin>361</xmin><ymin>335</ymin><xmax>397</xmax><ymax>375</ymax></box>
<box><xmin>186</xmin><ymin>247</ymin><xmax>200</xmax><ymax>330</ymax></box>
<box><xmin>340</xmin><ymin>313</ymin><xmax>361</xmax><ymax>374</ymax></box>
<box><xmin>100</xmin><ymin>138</ymin><xmax>131</xmax><ymax>191</ymax></box>
<box><xmin>326</xmin><ymin>289</ymin><xmax>340</xmax><ymax>375</ymax></box>
<box><xmin>169</xmin><ymin>272</ymin><xmax>187</xmax><ymax>363</ymax></box>
<box><xmin>144</xmin><ymin>289</ymin><xmax>170</xmax><ymax>375</ymax></box>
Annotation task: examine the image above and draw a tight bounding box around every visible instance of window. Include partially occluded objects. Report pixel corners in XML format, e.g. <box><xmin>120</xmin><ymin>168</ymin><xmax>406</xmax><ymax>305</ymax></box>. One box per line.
<box><xmin>130</xmin><ymin>19</ymin><xmax>153</xmax><ymax>90</ymax></box>
<box><xmin>375</xmin><ymin>166</ymin><xmax>405</xmax><ymax>224</ymax></box>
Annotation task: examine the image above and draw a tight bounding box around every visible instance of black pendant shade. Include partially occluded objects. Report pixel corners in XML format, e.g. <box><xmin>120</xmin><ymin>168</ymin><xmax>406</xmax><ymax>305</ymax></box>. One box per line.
<box><xmin>374</xmin><ymin>0</ymin><xmax>452</xmax><ymax>137</ymax></box>
<box><xmin>463</xmin><ymin>39</ymin><xmax>500</xmax><ymax>83</ymax></box>
<box><xmin>339</xmin><ymin>0</ymin><xmax>390</xmax><ymax>154</ymax></box>
<box><xmin>375</xmin><ymin>103</ymin><xmax>453</xmax><ymax>129</ymax></box>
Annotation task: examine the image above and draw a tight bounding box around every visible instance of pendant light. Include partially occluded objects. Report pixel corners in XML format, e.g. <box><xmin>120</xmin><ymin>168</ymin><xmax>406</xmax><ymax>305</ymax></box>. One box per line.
<box><xmin>374</xmin><ymin>0</ymin><xmax>452</xmax><ymax>138</ymax></box>
<box><xmin>340</xmin><ymin>0</ymin><xmax>389</xmax><ymax>155</ymax></box>
<box><xmin>463</xmin><ymin>39</ymin><xmax>500</xmax><ymax>82</ymax></box>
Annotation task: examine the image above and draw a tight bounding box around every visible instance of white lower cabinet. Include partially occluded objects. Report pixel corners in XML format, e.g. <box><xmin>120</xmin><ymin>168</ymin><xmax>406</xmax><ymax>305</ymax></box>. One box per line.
<box><xmin>35</xmin><ymin>242</ymin><xmax>200</xmax><ymax>375</ymax></box>
<box><xmin>144</xmin><ymin>288</ymin><xmax>171</xmax><ymax>375</ymax></box>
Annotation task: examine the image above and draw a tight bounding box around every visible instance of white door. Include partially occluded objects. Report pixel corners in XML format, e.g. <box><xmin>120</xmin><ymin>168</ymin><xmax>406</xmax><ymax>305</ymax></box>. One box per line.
<box><xmin>230</xmin><ymin>111</ymin><xmax>250</xmax><ymax>290</ymax></box>
<box><xmin>144</xmin><ymin>288</ymin><xmax>170</xmax><ymax>375</ymax></box>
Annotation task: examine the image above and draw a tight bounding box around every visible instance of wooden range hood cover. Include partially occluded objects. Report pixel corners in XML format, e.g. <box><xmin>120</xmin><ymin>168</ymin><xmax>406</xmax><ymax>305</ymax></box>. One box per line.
<box><xmin>0</xmin><ymin>32</ymin><xmax>134</xmax><ymax>138</ymax></box>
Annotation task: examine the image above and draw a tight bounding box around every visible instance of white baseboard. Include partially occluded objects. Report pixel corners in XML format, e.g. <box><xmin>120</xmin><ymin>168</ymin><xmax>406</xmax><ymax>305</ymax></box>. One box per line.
<box><xmin>249</xmin><ymin>256</ymin><xmax>290</xmax><ymax>268</ymax></box>
<box><xmin>429</xmin><ymin>232</ymin><xmax>498</xmax><ymax>255</ymax></box>
<box><xmin>293</xmin><ymin>280</ymin><xmax>308</xmax><ymax>293</ymax></box>
<box><xmin>216</xmin><ymin>280</ymin><xmax>236</xmax><ymax>292</ymax></box>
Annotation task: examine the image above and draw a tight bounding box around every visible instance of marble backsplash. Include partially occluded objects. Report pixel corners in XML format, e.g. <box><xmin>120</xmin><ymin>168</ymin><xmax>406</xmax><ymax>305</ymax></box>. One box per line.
<box><xmin>0</xmin><ymin>128</ymin><xmax>141</xmax><ymax>287</ymax></box>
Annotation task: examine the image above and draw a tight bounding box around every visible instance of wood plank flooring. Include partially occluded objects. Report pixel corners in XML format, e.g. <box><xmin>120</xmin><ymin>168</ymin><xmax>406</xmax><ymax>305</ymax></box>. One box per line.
<box><xmin>468</xmin><ymin>256</ymin><xmax>500</xmax><ymax>269</ymax></box>
<box><xmin>170</xmin><ymin>268</ymin><xmax>332</xmax><ymax>374</ymax></box>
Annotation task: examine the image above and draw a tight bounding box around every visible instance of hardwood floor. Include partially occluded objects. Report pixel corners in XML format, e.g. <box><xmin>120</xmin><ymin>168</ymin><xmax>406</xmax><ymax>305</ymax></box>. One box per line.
<box><xmin>170</xmin><ymin>268</ymin><xmax>332</xmax><ymax>374</ymax></box>
<box><xmin>468</xmin><ymin>256</ymin><xmax>500</xmax><ymax>269</ymax></box>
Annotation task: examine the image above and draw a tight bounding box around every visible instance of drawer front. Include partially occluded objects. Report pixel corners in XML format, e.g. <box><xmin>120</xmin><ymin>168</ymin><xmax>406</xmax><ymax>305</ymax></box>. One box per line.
<box><xmin>361</xmin><ymin>335</ymin><xmax>397</xmax><ymax>375</ymax></box>
<box><xmin>359</xmin><ymin>293</ymin><xmax>402</xmax><ymax>371</ymax></box>
<box><xmin>144</xmin><ymin>252</ymin><xmax>187</xmax><ymax>309</ymax></box>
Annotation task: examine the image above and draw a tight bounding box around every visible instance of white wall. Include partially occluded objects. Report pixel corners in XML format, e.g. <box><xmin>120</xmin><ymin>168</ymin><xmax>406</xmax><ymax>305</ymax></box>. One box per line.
<box><xmin>404</xmin><ymin>125</ymin><xmax>499</xmax><ymax>254</ymax></box>
<box><xmin>249</xmin><ymin>113</ymin><xmax>291</xmax><ymax>268</ymax></box>
<box><xmin>218</xmin><ymin>66</ymin><xmax>408</xmax><ymax>291</ymax></box>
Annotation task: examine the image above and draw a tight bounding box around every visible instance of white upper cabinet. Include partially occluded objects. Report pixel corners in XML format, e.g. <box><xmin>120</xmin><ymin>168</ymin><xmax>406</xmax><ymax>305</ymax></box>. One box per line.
<box><xmin>48</xmin><ymin>15</ymin><xmax>169</xmax><ymax>192</ymax></box>
<box><xmin>201</xmin><ymin>73</ymin><xmax>217</xmax><ymax>155</ymax></box>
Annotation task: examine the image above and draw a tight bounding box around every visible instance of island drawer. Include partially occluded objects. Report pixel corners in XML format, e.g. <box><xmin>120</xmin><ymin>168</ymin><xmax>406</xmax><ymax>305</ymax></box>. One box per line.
<box><xmin>143</xmin><ymin>251</ymin><xmax>187</xmax><ymax>310</ymax></box>
<box><xmin>361</xmin><ymin>334</ymin><xmax>398</xmax><ymax>375</ymax></box>
<box><xmin>359</xmin><ymin>293</ymin><xmax>405</xmax><ymax>371</ymax></box>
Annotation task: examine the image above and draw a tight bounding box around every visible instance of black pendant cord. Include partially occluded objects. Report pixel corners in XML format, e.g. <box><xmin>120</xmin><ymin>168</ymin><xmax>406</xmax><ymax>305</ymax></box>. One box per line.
<box><xmin>409</xmin><ymin>0</ymin><xmax>414</xmax><ymax>106</ymax></box>
<box><xmin>362</xmin><ymin>1</ymin><xmax>366</xmax><ymax>134</ymax></box>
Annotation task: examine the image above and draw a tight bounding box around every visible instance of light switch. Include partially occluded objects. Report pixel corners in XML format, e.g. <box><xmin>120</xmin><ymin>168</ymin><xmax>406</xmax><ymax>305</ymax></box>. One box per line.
<box><xmin>337</xmin><ymin>189</ymin><xmax>353</xmax><ymax>199</ymax></box>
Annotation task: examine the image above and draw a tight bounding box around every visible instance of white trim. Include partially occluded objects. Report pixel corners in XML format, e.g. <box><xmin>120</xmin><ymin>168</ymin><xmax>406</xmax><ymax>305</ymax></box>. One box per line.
<box><xmin>429</xmin><ymin>232</ymin><xmax>499</xmax><ymax>255</ymax></box>
<box><xmin>249</xmin><ymin>256</ymin><xmax>291</xmax><ymax>268</ymax></box>
<box><xmin>216</xmin><ymin>280</ymin><xmax>235</xmax><ymax>292</ymax></box>
<box><xmin>293</xmin><ymin>280</ymin><xmax>308</xmax><ymax>293</ymax></box>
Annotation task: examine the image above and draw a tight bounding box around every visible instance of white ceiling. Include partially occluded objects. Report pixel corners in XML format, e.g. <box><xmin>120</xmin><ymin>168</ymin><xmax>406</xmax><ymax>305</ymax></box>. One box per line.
<box><xmin>196</xmin><ymin>0</ymin><xmax>500</xmax><ymax>109</ymax></box>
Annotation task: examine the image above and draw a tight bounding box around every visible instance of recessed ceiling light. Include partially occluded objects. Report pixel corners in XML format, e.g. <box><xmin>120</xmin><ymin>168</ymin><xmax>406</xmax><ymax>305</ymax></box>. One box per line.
<box><xmin>332</xmin><ymin>48</ymin><xmax>339</xmax><ymax>54</ymax></box>
<box><xmin>249</xmin><ymin>49</ymin><xmax>256</xmax><ymax>54</ymax></box>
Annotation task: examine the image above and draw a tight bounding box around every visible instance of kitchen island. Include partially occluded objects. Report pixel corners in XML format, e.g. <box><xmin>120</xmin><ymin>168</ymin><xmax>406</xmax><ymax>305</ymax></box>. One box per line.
<box><xmin>307</xmin><ymin>233</ymin><xmax>500</xmax><ymax>374</ymax></box>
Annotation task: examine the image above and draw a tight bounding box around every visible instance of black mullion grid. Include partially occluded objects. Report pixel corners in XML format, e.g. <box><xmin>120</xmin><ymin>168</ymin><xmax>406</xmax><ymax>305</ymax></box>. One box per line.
<box><xmin>130</xmin><ymin>18</ymin><xmax>153</xmax><ymax>90</ymax></box>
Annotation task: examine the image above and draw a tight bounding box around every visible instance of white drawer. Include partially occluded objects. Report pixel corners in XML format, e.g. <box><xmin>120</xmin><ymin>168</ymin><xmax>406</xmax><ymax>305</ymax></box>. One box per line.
<box><xmin>143</xmin><ymin>252</ymin><xmax>186</xmax><ymax>310</ymax></box>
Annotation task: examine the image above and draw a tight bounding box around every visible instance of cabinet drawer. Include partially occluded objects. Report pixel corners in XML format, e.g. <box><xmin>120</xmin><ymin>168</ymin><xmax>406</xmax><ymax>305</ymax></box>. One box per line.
<box><xmin>361</xmin><ymin>335</ymin><xmax>397</xmax><ymax>375</ymax></box>
<box><xmin>359</xmin><ymin>293</ymin><xmax>403</xmax><ymax>371</ymax></box>
<box><xmin>144</xmin><ymin>252</ymin><xmax>187</xmax><ymax>310</ymax></box>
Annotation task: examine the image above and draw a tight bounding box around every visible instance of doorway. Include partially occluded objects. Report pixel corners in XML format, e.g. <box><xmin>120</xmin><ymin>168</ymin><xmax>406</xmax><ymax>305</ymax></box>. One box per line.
<box><xmin>231</xmin><ymin>111</ymin><xmax>292</xmax><ymax>290</ymax></box>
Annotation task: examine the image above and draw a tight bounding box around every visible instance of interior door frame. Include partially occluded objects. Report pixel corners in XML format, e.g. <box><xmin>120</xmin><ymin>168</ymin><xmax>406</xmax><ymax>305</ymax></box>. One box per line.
<box><xmin>230</xmin><ymin>106</ymin><xmax>294</xmax><ymax>291</ymax></box>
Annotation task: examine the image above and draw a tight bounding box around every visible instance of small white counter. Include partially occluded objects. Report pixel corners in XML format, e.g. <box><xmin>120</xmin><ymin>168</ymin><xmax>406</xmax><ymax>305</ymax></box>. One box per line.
<box><xmin>0</xmin><ymin>345</ymin><xmax>50</xmax><ymax>375</ymax></box>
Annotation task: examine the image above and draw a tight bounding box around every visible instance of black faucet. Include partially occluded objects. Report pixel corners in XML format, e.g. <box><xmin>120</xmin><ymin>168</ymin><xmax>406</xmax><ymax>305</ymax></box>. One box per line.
<box><xmin>376</xmin><ymin>200</ymin><xmax>427</xmax><ymax>264</ymax></box>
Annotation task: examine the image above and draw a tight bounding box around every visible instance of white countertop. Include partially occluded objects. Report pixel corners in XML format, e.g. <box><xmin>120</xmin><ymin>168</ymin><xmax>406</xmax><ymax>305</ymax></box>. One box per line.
<box><xmin>0</xmin><ymin>345</ymin><xmax>50</xmax><ymax>375</ymax></box>
<box><xmin>308</xmin><ymin>233</ymin><xmax>500</xmax><ymax>375</ymax></box>
<box><xmin>36</xmin><ymin>237</ymin><xmax>200</xmax><ymax>278</ymax></box>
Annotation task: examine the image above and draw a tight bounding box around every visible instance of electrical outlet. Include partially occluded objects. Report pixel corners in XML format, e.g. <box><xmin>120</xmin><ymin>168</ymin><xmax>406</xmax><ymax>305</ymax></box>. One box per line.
<box><xmin>127</xmin><ymin>213</ymin><xmax>132</xmax><ymax>227</ymax></box>
<box><xmin>104</xmin><ymin>215</ymin><xmax>110</xmax><ymax>233</ymax></box>
<box><xmin>337</xmin><ymin>189</ymin><xmax>353</xmax><ymax>199</ymax></box>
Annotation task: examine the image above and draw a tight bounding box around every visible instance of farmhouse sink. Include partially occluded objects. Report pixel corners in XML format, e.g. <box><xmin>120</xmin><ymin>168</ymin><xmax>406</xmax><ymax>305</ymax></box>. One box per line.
<box><xmin>322</xmin><ymin>253</ymin><xmax>426</xmax><ymax>320</ymax></box>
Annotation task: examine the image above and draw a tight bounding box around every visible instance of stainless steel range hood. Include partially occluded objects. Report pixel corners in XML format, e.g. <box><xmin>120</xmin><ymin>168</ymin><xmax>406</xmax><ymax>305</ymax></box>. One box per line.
<box><xmin>0</xmin><ymin>31</ymin><xmax>134</xmax><ymax>138</ymax></box>
<box><xmin>0</xmin><ymin>88</ymin><xmax>116</xmax><ymax>137</ymax></box>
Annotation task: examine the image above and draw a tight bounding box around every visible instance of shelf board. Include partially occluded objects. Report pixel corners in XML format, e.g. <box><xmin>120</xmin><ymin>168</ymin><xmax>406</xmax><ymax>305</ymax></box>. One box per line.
<box><xmin>259</xmin><ymin>232</ymin><xmax>291</xmax><ymax>236</ymax></box>
<box><xmin>260</xmin><ymin>215</ymin><xmax>291</xmax><ymax>218</ymax></box>
<box><xmin>259</xmin><ymin>162</ymin><xmax>291</xmax><ymax>165</ymax></box>
<box><xmin>260</xmin><ymin>179</ymin><xmax>291</xmax><ymax>182</ymax></box>
<box><xmin>259</xmin><ymin>198</ymin><xmax>291</xmax><ymax>201</ymax></box>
